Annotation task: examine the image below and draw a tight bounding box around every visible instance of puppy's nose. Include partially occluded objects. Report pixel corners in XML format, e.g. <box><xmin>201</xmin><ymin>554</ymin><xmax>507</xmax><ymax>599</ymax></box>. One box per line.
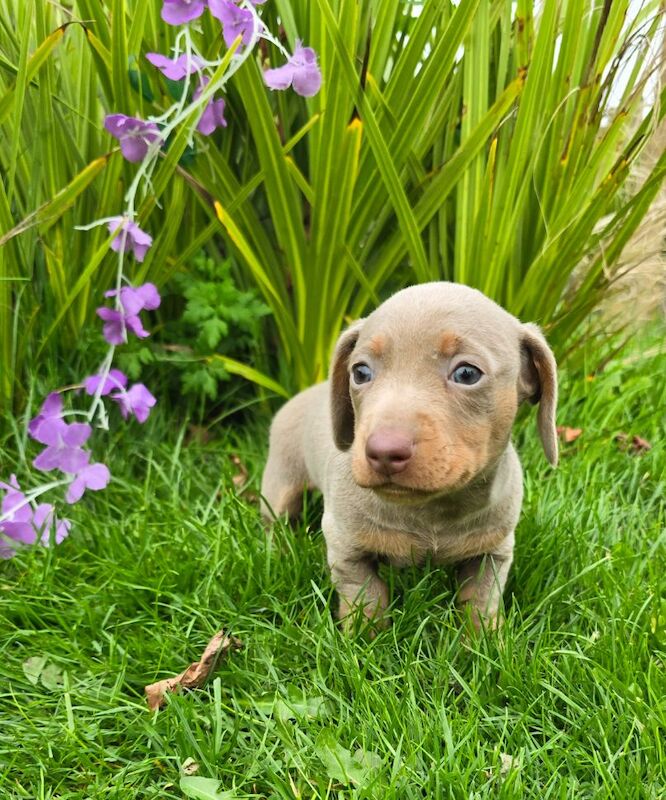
<box><xmin>365</xmin><ymin>430</ymin><xmax>414</xmax><ymax>475</ymax></box>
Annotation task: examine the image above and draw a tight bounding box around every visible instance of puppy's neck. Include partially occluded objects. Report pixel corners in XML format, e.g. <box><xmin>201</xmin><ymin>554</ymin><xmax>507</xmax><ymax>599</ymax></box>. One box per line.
<box><xmin>399</xmin><ymin>445</ymin><xmax>514</xmax><ymax>524</ymax></box>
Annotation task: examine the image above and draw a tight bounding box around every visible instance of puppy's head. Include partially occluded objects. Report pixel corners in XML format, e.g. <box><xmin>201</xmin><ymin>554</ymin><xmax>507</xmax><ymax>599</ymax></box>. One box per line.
<box><xmin>330</xmin><ymin>283</ymin><xmax>557</xmax><ymax>503</ymax></box>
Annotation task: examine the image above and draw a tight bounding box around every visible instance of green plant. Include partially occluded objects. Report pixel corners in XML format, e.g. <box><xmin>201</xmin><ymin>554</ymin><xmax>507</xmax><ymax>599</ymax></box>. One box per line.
<box><xmin>217</xmin><ymin>0</ymin><xmax>666</xmax><ymax>387</ymax></box>
<box><xmin>157</xmin><ymin>253</ymin><xmax>271</xmax><ymax>403</ymax></box>
<box><xmin>0</xmin><ymin>0</ymin><xmax>664</xmax><ymax>405</ymax></box>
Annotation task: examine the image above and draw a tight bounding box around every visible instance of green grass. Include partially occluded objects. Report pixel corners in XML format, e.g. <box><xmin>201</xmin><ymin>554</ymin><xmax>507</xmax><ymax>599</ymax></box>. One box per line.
<box><xmin>0</xmin><ymin>331</ymin><xmax>665</xmax><ymax>799</ymax></box>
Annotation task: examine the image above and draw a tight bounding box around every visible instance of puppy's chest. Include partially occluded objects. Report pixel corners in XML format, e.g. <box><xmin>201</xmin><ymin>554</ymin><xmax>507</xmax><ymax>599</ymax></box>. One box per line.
<box><xmin>355</xmin><ymin>522</ymin><xmax>506</xmax><ymax>567</ymax></box>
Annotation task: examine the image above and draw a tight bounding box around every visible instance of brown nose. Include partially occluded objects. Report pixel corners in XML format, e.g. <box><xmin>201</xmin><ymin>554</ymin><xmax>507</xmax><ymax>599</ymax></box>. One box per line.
<box><xmin>365</xmin><ymin>430</ymin><xmax>414</xmax><ymax>475</ymax></box>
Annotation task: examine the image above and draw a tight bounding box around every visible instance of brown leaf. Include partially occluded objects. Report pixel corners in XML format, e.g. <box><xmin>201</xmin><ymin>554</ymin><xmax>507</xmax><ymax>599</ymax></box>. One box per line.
<box><xmin>181</xmin><ymin>758</ymin><xmax>200</xmax><ymax>776</ymax></box>
<box><xmin>556</xmin><ymin>426</ymin><xmax>583</xmax><ymax>443</ymax></box>
<box><xmin>615</xmin><ymin>432</ymin><xmax>652</xmax><ymax>454</ymax></box>
<box><xmin>631</xmin><ymin>435</ymin><xmax>652</xmax><ymax>453</ymax></box>
<box><xmin>230</xmin><ymin>453</ymin><xmax>249</xmax><ymax>489</ymax></box>
<box><xmin>145</xmin><ymin>630</ymin><xmax>242</xmax><ymax>712</ymax></box>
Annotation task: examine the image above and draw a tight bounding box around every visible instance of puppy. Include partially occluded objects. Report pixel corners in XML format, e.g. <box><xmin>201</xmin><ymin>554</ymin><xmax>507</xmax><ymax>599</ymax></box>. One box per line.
<box><xmin>261</xmin><ymin>282</ymin><xmax>557</xmax><ymax>630</ymax></box>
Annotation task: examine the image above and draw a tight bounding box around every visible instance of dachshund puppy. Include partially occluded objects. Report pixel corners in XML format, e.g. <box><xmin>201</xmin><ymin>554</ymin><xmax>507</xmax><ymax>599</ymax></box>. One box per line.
<box><xmin>261</xmin><ymin>282</ymin><xmax>557</xmax><ymax>630</ymax></box>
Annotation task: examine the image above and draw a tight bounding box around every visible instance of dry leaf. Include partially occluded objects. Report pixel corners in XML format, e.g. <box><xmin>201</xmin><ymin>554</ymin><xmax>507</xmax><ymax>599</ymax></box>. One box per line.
<box><xmin>145</xmin><ymin>630</ymin><xmax>242</xmax><ymax>711</ymax></box>
<box><xmin>616</xmin><ymin>432</ymin><xmax>652</xmax><ymax>454</ymax></box>
<box><xmin>484</xmin><ymin>752</ymin><xmax>520</xmax><ymax>780</ymax></box>
<box><xmin>556</xmin><ymin>426</ymin><xmax>583</xmax><ymax>443</ymax></box>
<box><xmin>181</xmin><ymin>758</ymin><xmax>200</xmax><ymax>776</ymax></box>
<box><xmin>499</xmin><ymin>752</ymin><xmax>518</xmax><ymax>776</ymax></box>
<box><xmin>631</xmin><ymin>435</ymin><xmax>652</xmax><ymax>453</ymax></box>
<box><xmin>230</xmin><ymin>454</ymin><xmax>249</xmax><ymax>489</ymax></box>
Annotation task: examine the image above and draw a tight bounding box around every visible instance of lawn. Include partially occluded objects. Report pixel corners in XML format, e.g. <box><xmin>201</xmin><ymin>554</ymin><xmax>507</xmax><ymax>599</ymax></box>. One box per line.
<box><xmin>1</xmin><ymin>331</ymin><xmax>664</xmax><ymax>799</ymax></box>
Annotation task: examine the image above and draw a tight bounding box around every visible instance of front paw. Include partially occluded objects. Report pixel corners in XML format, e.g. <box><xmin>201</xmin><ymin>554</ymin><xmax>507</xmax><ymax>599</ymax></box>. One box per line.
<box><xmin>338</xmin><ymin>592</ymin><xmax>390</xmax><ymax>637</ymax></box>
<box><xmin>458</xmin><ymin>604</ymin><xmax>505</xmax><ymax>649</ymax></box>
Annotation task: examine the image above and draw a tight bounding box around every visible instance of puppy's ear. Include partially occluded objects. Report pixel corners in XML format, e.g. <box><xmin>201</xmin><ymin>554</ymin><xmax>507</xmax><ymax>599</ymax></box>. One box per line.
<box><xmin>518</xmin><ymin>323</ymin><xmax>558</xmax><ymax>466</ymax></box>
<box><xmin>330</xmin><ymin>319</ymin><xmax>365</xmax><ymax>451</ymax></box>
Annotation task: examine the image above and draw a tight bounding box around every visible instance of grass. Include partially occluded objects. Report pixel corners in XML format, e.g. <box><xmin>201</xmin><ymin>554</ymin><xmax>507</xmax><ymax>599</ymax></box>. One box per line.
<box><xmin>0</xmin><ymin>328</ymin><xmax>664</xmax><ymax>799</ymax></box>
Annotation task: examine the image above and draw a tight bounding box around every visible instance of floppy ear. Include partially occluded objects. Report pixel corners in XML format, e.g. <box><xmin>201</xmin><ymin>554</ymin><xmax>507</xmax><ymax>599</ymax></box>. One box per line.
<box><xmin>330</xmin><ymin>319</ymin><xmax>365</xmax><ymax>451</ymax></box>
<box><xmin>518</xmin><ymin>323</ymin><xmax>558</xmax><ymax>466</ymax></box>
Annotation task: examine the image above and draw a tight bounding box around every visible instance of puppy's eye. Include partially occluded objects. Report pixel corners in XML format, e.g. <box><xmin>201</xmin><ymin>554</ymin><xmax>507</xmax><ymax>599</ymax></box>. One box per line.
<box><xmin>351</xmin><ymin>363</ymin><xmax>373</xmax><ymax>385</ymax></box>
<box><xmin>451</xmin><ymin>364</ymin><xmax>483</xmax><ymax>385</ymax></box>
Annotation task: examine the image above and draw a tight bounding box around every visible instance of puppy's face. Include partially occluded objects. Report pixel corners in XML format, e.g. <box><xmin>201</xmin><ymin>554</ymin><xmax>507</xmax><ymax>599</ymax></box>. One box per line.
<box><xmin>330</xmin><ymin>283</ymin><xmax>557</xmax><ymax>503</ymax></box>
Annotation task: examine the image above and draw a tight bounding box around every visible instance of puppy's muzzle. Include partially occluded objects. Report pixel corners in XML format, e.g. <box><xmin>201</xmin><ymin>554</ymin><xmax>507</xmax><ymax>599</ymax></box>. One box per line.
<box><xmin>365</xmin><ymin>429</ymin><xmax>414</xmax><ymax>476</ymax></box>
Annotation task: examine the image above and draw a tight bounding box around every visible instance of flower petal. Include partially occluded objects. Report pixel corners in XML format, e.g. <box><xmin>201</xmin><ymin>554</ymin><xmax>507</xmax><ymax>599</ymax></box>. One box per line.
<box><xmin>119</xmin><ymin>136</ymin><xmax>150</xmax><ymax>163</ymax></box>
<box><xmin>65</xmin><ymin>477</ymin><xmax>86</xmax><ymax>505</ymax></box>
<box><xmin>263</xmin><ymin>63</ymin><xmax>296</xmax><ymax>91</ymax></box>
<box><xmin>125</xmin><ymin>315</ymin><xmax>150</xmax><ymax>339</ymax></box>
<box><xmin>32</xmin><ymin>503</ymin><xmax>54</xmax><ymax>533</ymax></box>
<box><xmin>147</xmin><ymin>52</ymin><xmax>203</xmax><ymax>80</ymax></box>
<box><xmin>161</xmin><ymin>0</ymin><xmax>206</xmax><ymax>25</ymax></box>
<box><xmin>83</xmin><ymin>463</ymin><xmax>111</xmax><ymax>491</ymax></box>
<box><xmin>135</xmin><ymin>282</ymin><xmax>161</xmax><ymax>310</ymax></box>
<box><xmin>54</xmin><ymin>518</ymin><xmax>71</xmax><ymax>544</ymax></box>
<box><xmin>30</xmin><ymin>417</ymin><xmax>68</xmax><ymax>447</ymax></box>
<box><xmin>41</xmin><ymin>392</ymin><xmax>63</xmax><ymax>418</ymax></box>
<box><xmin>209</xmin><ymin>0</ymin><xmax>255</xmax><ymax>47</ymax></box>
<box><xmin>56</xmin><ymin>447</ymin><xmax>91</xmax><ymax>475</ymax></box>
<box><xmin>33</xmin><ymin>446</ymin><xmax>64</xmax><ymax>472</ymax></box>
<box><xmin>1</xmin><ymin>490</ymin><xmax>32</xmax><ymax>522</ymax></box>
<box><xmin>83</xmin><ymin>369</ymin><xmax>128</xmax><ymax>396</ymax></box>
<box><xmin>292</xmin><ymin>63</ymin><xmax>322</xmax><ymax>97</ymax></box>
<box><xmin>62</xmin><ymin>423</ymin><xmax>92</xmax><ymax>447</ymax></box>
<box><xmin>0</xmin><ymin>521</ymin><xmax>37</xmax><ymax>546</ymax></box>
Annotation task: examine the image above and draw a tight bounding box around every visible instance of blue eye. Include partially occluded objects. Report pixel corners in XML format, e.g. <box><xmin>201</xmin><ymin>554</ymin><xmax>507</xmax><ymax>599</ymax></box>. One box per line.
<box><xmin>352</xmin><ymin>363</ymin><xmax>373</xmax><ymax>385</ymax></box>
<box><xmin>451</xmin><ymin>364</ymin><xmax>483</xmax><ymax>385</ymax></box>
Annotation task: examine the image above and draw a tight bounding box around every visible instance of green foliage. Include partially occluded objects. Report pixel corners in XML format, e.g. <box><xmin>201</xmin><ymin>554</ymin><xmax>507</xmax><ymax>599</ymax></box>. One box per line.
<box><xmin>175</xmin><ymin>255</ymin><xmax>268</xmax><ymax>356</ymax></box>
<box><xmin>0</xmin><ymin>0</ymin><xmax>664</xmax><ymax>406</ymax></box>
<box><xmin>165</xmin><ymin>254</ymin><xmax>269</xmax><ymax>402</ymax></box>
<box><xmin>116</xmin><ymin>343</ymin><xmax>156</xmax><ymax>382</ymax></box>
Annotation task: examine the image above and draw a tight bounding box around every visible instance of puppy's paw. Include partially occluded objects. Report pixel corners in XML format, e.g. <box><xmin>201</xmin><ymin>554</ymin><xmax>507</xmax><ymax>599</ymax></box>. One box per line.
<box><xmin>338</xmin><ymin>598</ymin><xmax>391</xmax><ymax>638</ymax></box>
<box><xmin>459</xmin><ymin>604</ymin><xmax>505</xmax><ymax>649</ymax></box>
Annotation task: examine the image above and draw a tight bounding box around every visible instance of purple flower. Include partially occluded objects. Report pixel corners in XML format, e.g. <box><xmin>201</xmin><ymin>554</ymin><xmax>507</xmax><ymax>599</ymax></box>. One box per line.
<box><xmin>0</xmin><ymin>475</ymin><xmax>32</xmax><ymax>526</ymax></box>
<box><xmin>105</xmin><ymin>283</ymin><xmax>161</xmax><ymax>314</ymax></box>
<box><xmin>104</xmin><ymin>115</ymin><xmax>162</xmax><ymax>163</ymax></box>
<box><xmin>198</xmin><ymin>97</ymin><xmax>227</xmax><ymax>135</ymax></box>
<box><xmin>28</xmin><ymin>393</ymin><xmax>63</xmax><ymax>439</ymax></box>
<box><xmin>96</xmin><ymin>308</ymin><xmax>149</xmax><ymax>345</ymax></box>
<box><xmin>0</xmin><ymin>477</ymin><xmax>71</xmax><ymax>558</ymax></box>
<box><xmin>194</xmin><ymin>78</ymin><xmax>228</xmax><ymax>135</ymax></box>
<box><xmin>96</xmin><ymin>283</ymin><xmax>161</xmax><ymax>345</ymax></box>
<box><xmin>146</xmin><ymin>52</ymin><xmax>203</xmax><ymax>80</ymax></box>
<box><xmin>263</xmin><ymin>42</ymin><xmax>322</xmax><ymax>97</ymax></box>
<box><xmin>107</xmin><ymin>217</ymin><xmax>153</xmax><ymax>262</ymax></box>
<box><xmin>34</xmin><ymin>504</ymin><xmax>71</xmax><ymax>545</ymax></box>
<box><xmin>161</xmin><ymin>0</ymin><xmax>207</xmax><ymax>25</ymax></box>
<box><xmin>83</xmin><ymin>369</ymin><xmax>128</xmax><ymax>397</ymax></box>
<box><xmin>32</xmin><ymin>420</ymin><xmax>91</xmax><ymax>475</ymax></box>
<box><xmin>209</xmin><ymin>0</ymin><xmax>255</xmax><ymax>48</ymax></box>
<box><xmin>111</xmin><ymin>384</ymin><xmax>157</xmax><ymax>423</ymax></box>
<box><xmin>66</xmin><ymin>463</ymin><xmax>111</xmax><ymax>504</ymax></box>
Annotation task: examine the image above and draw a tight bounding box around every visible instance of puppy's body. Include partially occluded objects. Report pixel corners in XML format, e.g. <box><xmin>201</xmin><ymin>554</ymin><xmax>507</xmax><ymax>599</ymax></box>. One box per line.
<box><xmin>262</xmin><ymin>283</ymin><xmax>557</xmax><ymax>627</ymax></box>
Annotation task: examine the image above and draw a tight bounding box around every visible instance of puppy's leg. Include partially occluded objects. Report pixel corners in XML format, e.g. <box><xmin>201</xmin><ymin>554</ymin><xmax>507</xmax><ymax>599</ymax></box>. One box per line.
<box><xmin>260</xmin><ymin>456</ymin><xmax>306</xmax><ymax>521</ymax></box>
<box><xmin>260</xmin><ymin>403</ymin><xmax>309</xmax><ymax>522</ymax></box>
<box><xmin>455</xmin><ymin>550</ymin><xmax>513</xmax><ymax>631</ymax></box>
<box><xmin>332</xmin><ymin>557</ymin><xmax>390</xmax><ymax>633</ymax></box>
<box><xmin>324</xmin><ymin>513</ymin><xmax>389</xmax><ymax>631</ymax></box>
